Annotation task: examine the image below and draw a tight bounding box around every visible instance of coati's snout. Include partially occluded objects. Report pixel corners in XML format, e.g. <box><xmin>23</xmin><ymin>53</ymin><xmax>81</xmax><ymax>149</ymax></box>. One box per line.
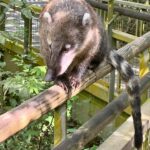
<box><xmin>45</xmin><ymin>68</ymin><xmax>55</xmax><ymax>82</ymax></box>
<box><xmin>45</xmin><ymin>44</ymin><xmax>78</xmax><ymax>82</ymax></box>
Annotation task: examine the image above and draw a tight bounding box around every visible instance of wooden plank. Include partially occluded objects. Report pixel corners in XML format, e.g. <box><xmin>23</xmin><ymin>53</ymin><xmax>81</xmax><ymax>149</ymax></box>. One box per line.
<box><xmin>85</xmin><ymin>82</ymin><xmax>110</xmax><ymax>102</ymax></box>
<box><xmin>112</xmin><ymin>30</ymin><xmax>137</xmax><ymax>43</ymax></box>
<box><xmin>0</xmin><ymin>31</ymin><xmax>150</xmax><ymax>143</ymax></box>
<box><xmin>97</xmin><ymin>99</ymin><xmax>150</xmax><ymax>150</ymax></box>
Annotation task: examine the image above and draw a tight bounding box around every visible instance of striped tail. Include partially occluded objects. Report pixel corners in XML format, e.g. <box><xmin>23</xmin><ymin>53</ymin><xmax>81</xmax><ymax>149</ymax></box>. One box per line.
<box><xmin>108</xmin><ymin>50</ymin><xmax>143</xmax><ymax>149</ymax></box>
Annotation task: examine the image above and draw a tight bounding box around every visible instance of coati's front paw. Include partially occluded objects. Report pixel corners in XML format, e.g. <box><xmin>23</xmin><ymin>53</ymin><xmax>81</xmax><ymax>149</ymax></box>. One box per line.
<box><xmin>55</xmin><ymin>79</ymin><xmax>69</xmax><ymax>93</ymax></box>
<box><xmin>69</xmin><ymin>76</ymin><xmax>81</xmax><ymax>89</ymax></box>
<box><xmin>55</xmin><ymin>75</ymin><xmax>71</xmax><ymax>94</ymax></box>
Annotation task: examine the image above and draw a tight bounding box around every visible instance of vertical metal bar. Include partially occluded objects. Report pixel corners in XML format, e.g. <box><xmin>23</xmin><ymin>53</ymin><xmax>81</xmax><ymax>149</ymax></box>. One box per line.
<box><xmin>107</xmin><ymin>0</ymin><xmax>115</xmax><ymax>102</ymax></box>
<box><xmin>54</xmin><ymin>103</ymin><xmax>67</xmax><ymax>147</ymax></box>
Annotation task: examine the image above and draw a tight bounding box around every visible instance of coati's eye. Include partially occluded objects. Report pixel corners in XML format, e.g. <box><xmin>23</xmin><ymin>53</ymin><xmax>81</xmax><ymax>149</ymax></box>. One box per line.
<box><xmin>65</xmin><ymin>44</ymin><xmax>71</xmax><ymax>49</ymax></box>
<box><xmin>62</xmin><ymin>44</ymin><xmax>72</xmax><ymax>52</ymax></box>
<box><xmin>49</xmin><ymin>44</ymin><xmax>52</xmax><ymax>49</ymax></box>
<box><xmin>47</xmin><ymin>38</ymin><xmax>52</xmax><ymax>49</ymax></box>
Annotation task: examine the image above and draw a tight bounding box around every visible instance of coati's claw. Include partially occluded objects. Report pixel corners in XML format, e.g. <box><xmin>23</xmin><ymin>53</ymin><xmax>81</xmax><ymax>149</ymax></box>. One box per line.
<box><xmin>69</xmin><ymin>76</ymin><xmax>80</xmax><ymax>89</ymax></box>
<box><xmin>45</xmin><ymin>72</ymin><xmax>52</xmax><ymax>82</ymax></box>
<box><xmin>55</xmin><ymin>75</ymin><xmax>71</xmax><ymax>94</ymax></box>
<box><xmin>44</xmin><ymin>69</ymin><xmax>54</xmax><ymax>82</ymax></box>
<box><xmin>56</xmin><ymin>80</ymin><xmax>69</xmax><ymax>93</ymax></box>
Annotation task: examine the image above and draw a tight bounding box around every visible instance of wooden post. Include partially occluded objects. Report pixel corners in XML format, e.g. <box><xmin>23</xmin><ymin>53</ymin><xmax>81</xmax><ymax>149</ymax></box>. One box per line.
<box><xmin>54</xmin><ymin>103</ymin><xmax>67</xmax><ymax>147</ymax></box>
<box><xmin>139</xmin><ymin>1</ymin><xmax>150</xmax><ymax>103</ymax></box>
<box><xmin>0</xmin><ymin>5</ymin><xmax>6</xmax><ymax>105</ymax></box>
<box><xmin>107</xmin><ymin>0</ymin><xmax>115</xmax><ymax>102</ymax></box>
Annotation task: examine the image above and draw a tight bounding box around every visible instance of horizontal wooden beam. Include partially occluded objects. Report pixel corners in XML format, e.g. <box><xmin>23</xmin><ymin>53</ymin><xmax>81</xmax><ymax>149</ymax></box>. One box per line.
<box><xmin>85</xmin><ymin>82</ymin><xmax>110</xmax><ymax>102</ymax></box>
<box><xmin>112</xmin><ymin>30</ymin><xmax>137</xmax><ymax>43</ymax></box>
<box><xmin>0</xmin><ymin>31</ymin><xmax>150</xmax><ymax>143</ymax></box>
<box><xmin>86</xmin><ymin>0</ymin><xmax>150</xmax><ymax>22</ymax></box>
<box><xmin>0</xmin><ymin>32</ymin><xmax>44</xmax><ymax>65</ymax></box>
<box><xmin>102</xmin><ymin>0</ymin><xmax>150</xmax><ymax>11</ymax></box>
<box><xmin>53</xmin><ymin>72</ymin><xmax>150</xmax><ymax>150</ymax></box>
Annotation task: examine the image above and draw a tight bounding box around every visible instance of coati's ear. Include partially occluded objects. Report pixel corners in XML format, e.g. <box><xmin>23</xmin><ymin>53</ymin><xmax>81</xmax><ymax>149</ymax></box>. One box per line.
<box><xmin>41</xmin><ymin>11</ymin><xmax>52</xmax><ymax>24</ymax></box>
<box><xmin>82</xmin><ymin>13</ymin><xmax>92</xmax><ymax>26</ymax></box>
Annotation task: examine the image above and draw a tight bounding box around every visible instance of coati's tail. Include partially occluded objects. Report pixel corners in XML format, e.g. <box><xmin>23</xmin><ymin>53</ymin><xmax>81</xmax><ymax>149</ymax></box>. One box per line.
<box><xmin>108</xmin><ymin>50</ymin><xmax>143</xmax><ymax>149</ymax></box>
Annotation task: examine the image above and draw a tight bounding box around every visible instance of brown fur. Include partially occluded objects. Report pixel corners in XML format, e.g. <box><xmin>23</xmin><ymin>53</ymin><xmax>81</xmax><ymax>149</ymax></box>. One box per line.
<box><xmin>39</xmin><ymin>0</ymin><xmax>105</xmax><ymax>83</ymax></box>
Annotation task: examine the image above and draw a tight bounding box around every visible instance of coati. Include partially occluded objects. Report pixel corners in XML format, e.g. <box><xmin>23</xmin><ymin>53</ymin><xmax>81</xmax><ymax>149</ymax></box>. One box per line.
<box><xmin>39</xmin><ymin>0</ymin><xmax>142</xmax><ymax>148</ymax></box>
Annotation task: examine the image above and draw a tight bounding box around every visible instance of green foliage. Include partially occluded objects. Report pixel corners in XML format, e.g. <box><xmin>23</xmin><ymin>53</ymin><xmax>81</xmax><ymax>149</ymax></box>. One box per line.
<box><xmin>21</xmin><ymin>7</ymin><xmax>32</xmax><ymax>19</ymax></box>
<box><xmin>67</xmin><ymin>96</ymin><xmax>78</xmax><ymax>119</ymax></box>
<box><xmin>10</xmin><ymin>0</ymin><xmax>27</xmax><ymax>7</ymax></box>
<box><xmin>1</xmin><ymin>54</ymin><xmax>50</xmax><ymax>105</ymax></box>
<box><xmin>0</xmin><ymin>54</ymin><xmax>55</xmax><ymax>149</ymax></box>
<box><xmin>0</xmin><ymin>0</ymin><xmax>33</xmax><ymax>43</ymax></box>
<box><xmin>84</xmin><ymin>145</ymin><xmax>98</xmax><ymax>150</ymax></box>
<box><xmin>0</xmin><ymin>34</ymin><xmax>6</xmax><ymax>44</ymax></box>
<box><xmin>0</xmin><ymin>2</ymin><xmax>9</xmax><ymax>9</ymax></box>
<box><xmin>0</xmin><ymin>0</ymin><xmax>33</xmax><ymax>19</ymax></box>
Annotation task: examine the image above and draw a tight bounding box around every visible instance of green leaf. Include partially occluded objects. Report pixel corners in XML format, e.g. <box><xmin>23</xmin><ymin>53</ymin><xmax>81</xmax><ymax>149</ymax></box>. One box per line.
<box><xmin>0</xmin><ymin>35</ymin><xmax>6</xmax><ymax>44</ymax></box>
<box><xmin>10</xmin><ymin>0</ymin><xmax>24</xmax><ymax>7</ymax></box>
<box><xmin>0</xmin><ymin>2</ymin><xmax>9</xmax><ymax>9</ymax></box>
<box><xmin>0</xmin><ymin>51</ymin><xmax>3</xmax><ymax>57</ymax></box>
<box><xmin>21</xmin><ymin>7</ymin><xmax>32</xmax><ymax>19</ymax></box>
<box><xmin>67</xmin><ymin>128</ymin><xmax>76</xmax><ymax>133</ymax></box>
<box><xmin>31</xmin><ymin>66</ymin><xmax>46</xmax><ymax>77</ymax></box>
<box><xmin>0</xmin><ymin>62</ymin><xmax>6</xmax><ymax>68</ymax></box>
<box><xmin>9</xmin><ymin>99</ymin><xmax>17</xmax><ymax>107</ymax></box>
<box><xmin>90</xmin><ymin>145</ymin><xmax>98</xmax><ymax>150</ymax></box>
<box><xmin>45</xmin><ymin>116</ymin><xmax>53</xmax><ymax>124</ymax></box>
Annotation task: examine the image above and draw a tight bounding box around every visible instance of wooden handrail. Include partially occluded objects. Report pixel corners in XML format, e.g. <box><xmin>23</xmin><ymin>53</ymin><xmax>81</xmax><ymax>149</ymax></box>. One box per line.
<box><xmin>86</xmin><ymin>0</ymin><xmax>150</xmax><ymax>22</ymax></box>
<box><xmin>2</xmin><ymin>0</ymin><xmax>150</xmax><ymax>22</ymax></box>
